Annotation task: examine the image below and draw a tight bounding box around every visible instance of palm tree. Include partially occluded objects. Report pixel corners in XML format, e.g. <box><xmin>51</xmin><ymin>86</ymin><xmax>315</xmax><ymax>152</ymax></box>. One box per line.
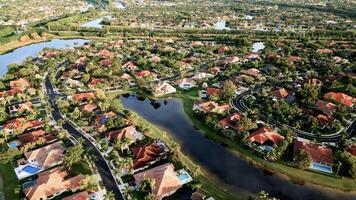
<box><xmin>104</xmin><ymin>191</ymin><xmax>115</xmax><ymax>200</ymax></box>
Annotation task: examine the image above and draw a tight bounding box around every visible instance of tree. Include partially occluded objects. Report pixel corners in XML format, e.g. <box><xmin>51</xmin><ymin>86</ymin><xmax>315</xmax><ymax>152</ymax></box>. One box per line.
<box><xmin>294</xmin><ymin>149</ymin><xmax>312</xmax><ymax>169</ymax></box>
<box><xmin>335</xmin><ymin>150</ymin><xmax>356</xmax><ymax>178</ymax></box>
<box><xmin>80</xmin><ymin>175</ymin><xmax>99</xmax><ymax>192</ymax></box>
<box><xmin>0</xmin><ymin>148</ymin><xmax>21</xmax><ymax>164</ymax></box>
<box><xmin>255</xmin><ymin>190</ymin><xmax>278</xmax><ymax>200</ymax></box>
<box><xmin>221</xmin><ymin>80</ymin><xmax>237</xmax><ymax>100</ymax></box>
<box><xmin>63</xmin><ymin>143</ymin><xmax>84</xmax><ymax>169</ymax></box>
<box><xmin>104</xmin><ymin>191</ymin><xmax>115</xmax><ymax>200</ymax></box>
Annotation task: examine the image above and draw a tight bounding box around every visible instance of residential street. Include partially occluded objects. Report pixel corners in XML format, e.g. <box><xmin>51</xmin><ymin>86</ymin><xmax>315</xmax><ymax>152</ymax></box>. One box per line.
<box><xmin>45</xmin><ymin>77</ymin><xmax>124</xmax><ymax>200</ymax></box>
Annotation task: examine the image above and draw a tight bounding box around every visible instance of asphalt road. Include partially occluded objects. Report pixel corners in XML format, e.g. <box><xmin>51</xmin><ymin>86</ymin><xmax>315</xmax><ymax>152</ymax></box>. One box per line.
<box><xmin>45</xmin><ymin>77</ymin><xmax>124</xmax><ymax>200</ymax></box>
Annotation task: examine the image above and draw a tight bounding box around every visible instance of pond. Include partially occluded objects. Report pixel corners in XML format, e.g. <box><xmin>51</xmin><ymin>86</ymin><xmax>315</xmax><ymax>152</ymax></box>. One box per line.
<box><xmin>0</xmin><ymin>39</ymin><xmax>89</xmax><ymax>77</ymax></box>
<box><xmin>120</xmin><ymin>95</ymin><xmax>356</xmax><ymax>200</ymax></box>
<box><xmin>80</xmin><ymin>16</ymin><xmax>112</xmax><ymax>29</ymax></box>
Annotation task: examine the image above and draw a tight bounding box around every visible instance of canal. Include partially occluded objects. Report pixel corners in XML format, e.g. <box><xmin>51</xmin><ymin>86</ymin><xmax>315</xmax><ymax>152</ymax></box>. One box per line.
<box><xmin>120</xmin><ymin>95</ymin><xmax>356</xmax><ymax>200</ymax></box>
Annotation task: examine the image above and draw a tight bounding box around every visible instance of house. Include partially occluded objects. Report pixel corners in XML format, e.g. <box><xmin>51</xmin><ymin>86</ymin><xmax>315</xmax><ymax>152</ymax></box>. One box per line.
<box><xmin>242</xmin><ymin>53</ymin><xmax>262</xmax><ymax>62</ymax></box>
<box><xmin>317</xmin><ymin>49</ymin><xmax>333</xmax><ymax>54</ymax></box>
<box><xmin>135</xmin><ymin>70</ymin><xmax>157</xmax><ymax>79</ymax></box>
<box><xmin>10</xmin><ymin>78</ymin><xmax>30</xmax><ymax>89</ymax></box>
<box><xmin>98</xmin><ymin>49</ymin><xmax>114</xmax><ymax>59</ymax></box>
<box><xmin>175</xmin><ymin>78</ymin><xmax>196</xmax><ymax>89</ymax></box>
<box><xmin>304</xmin><ymin>78</ymin><xmax>322</xmax><ymax>87</ymax></box>
<box><xmin>2</xmin><ymin>118</ymin><xmax>44</xmax><ymax>134</ymax></box>
<box><xmin>71</xmin><ymin>92</ymin><xmax>95</xmax><ymax>104</ymax></box>
<box><xmin>0</xmin><ymin>87</ymin><xmax>24</xmax><ymax>99</ymax></box>
<box><xmin>192</xmin><ymin>72</ymin><xmax>214</xmax><ymax>81</ymax></box>
<box><xmin>219</xmin><ymin>113</ymin><xmax>241</xmax><ymax>131</ymax></box>
<box><xmin>17</xmin><ymin>129</ymin><xmax>56</xmax><ymax>148</ymax></box>
<box><xmin>122</xmin><ymin>62</ymin><xmax>138</xmax><ymax>71</ymax></box>
<box><xmin>105</xmin><ymin>125</ymin><xmax>144</xmax><ymax>142</ymax></box>
<box><xmin>15</xmin><ymin>141</ymin><xmax>65</xmax><ymax>179</ymax></box>
<box><xmin>63</xmin><ymin>78</ymin><xmax>84</xmax><ymax>88</ymax></box>
<box><xmin>62</xmin><ymin>191</ymin><xmax>89</xmax><ymax>200</ymax></box>
<box><xmin>88</xmin><ymin>78</ymin><xmax>103</xmax><ymax>87</ymax></box>
<box><xmin>346</xmin><ymin>144</ymin><xmax>356</xmax><ymax>156</ymax></box>
<box><xmin>223</xmin><ymin>56</ymin><xmax>240</xmax><ymax>65</ymax></box>
<box><xmin>23</xmin><ymin>167</ymin><xmax>83</xmax><ymax>200</ymax></box>
<box><xmin>248</xmin><ymin>127</ymin><xmax>285</xmax><ymax>147</ymax></box>
<box><xmin>217</xmin><ymin>46</ymin><xmax>230</xmax><ymax>54</ymax></box>
<box><xmin>316</xmin><ymin>100</ymin><xmax>336</xmax><ymax>117</ymax></box>
<box><xmin>241</xmin><ymin>68</ymin><xmax>261</xmax><ymax>78</ymax></box>
<box><xmin>131</xmin><ymin>141</ymin><xmax>169</xmax><ymax>170</ymax></box>
<box><xmin>99</xmin><ymin>59</ymin><xmax>113</xmax><ymax>67</ymax></box>
<box><xmin>150</xmin><ymin>56</ymin><xmax>161</xmax><ymax>63</ymax></box>
<box><xmin>193</xmin><ymin>101</ymin><xmax>230</xmax><ymax>113</ymax></box>
<box><xmin>75</xmin><ymin>56</ymin><xmax>88</xmax><ymax>67</ymax></box>
<box><xmin>273</xmin><ymin>88</ymin><xmax>289</xmax><ymax>99</ymax></box>
<box><xmin>206</xmin><ymin>87</ymin><xmax>221</xmax><ymax>97</ymax></box>
<box><xmin>8</xmin><ymin>102</ymin><xmax>34</xmax><ymax>115</ymax></box>
<box><xmin>293</xmin><ymin>140</ymin><xmax>333</xmax><ymax>173</ymax></box>
<box><xmin>95</xmin><ymin>112</ymin><xmax>117</xmax><ymax>128</ymax></box>
<box><xmin>177</xmin><ymin>61</ymin><xmax>193</xmax><ymax>71</ymax></box>
<box><xmin>153</xmin><ymin>82</ymin><xmax>176</xmax><ymax>96</ymax></box>
<box><xmin>80</xmin><ymin>103</ymin><xmax>97</xmax><ymax>114</ymax></box>
<box><xmin>134</xmin><ymin>163</ymin><xmax>192</xmax><ymax>200</ymax></box>
<box><xmin>324</xmin><ymin>92</ymin><xmax>355</xmax><ymax>107</ymax></box>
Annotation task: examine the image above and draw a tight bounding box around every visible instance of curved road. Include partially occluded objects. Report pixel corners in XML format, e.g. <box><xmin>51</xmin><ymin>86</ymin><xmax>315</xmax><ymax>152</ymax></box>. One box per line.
<box><xmin>232</xmin><ymin>88</ymin><xmax>354</xmax><ymax>143</ymax></box>
<box><xmin>44</xmin><ymin>77</ymin><xmax>124</xmax><ymax>200</ymax></box>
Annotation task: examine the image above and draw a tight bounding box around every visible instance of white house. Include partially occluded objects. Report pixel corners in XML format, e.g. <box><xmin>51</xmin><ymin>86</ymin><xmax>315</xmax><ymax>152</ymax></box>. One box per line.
<box><xmin>154</xmin><ymin>82</ymin><xmax>176</xmax><ymax>96</ymax></box>
<box><xmin>175</xmin><ymin>78</ymin><xmax>196</xmax><ymax>89</ymax></box>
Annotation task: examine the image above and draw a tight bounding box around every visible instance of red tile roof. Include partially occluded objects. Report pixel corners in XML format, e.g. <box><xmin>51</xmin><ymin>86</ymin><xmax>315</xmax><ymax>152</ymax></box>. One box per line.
<box><xmin>10</xmin><ymin>78</ymin><xmax>30</xmax><ymax>89</ymax></box>
<box><xmin>72</xmin><ymin>92</ymin><xmax>95</xmax><ymax>103</ymax></box>
<box><xmin>346</xmin><ymin>144</ymin><xmax>356</xmax><ymax>156</ymax></box>
<box><xmin>24</xmin><ymin>167</ymin><xmax>83</xmax><ymax>200</ymax></box>
<box><xmin>134</xmin><ymin>163</ymin><xmax>182</xmax><ymax>200</ymax></box>
<box><xmin>105</xmin><ymin>125</ymin><xmax>137</xmax><ymax>141</ymax></box>
<box><xmin>324</xmin><ymin>92</ymin><xmax>355</xmax><ymax>107</ymax></box>
<box><xmin>293</xmin><ymin>141</ymin><xmax>333</xmax><ymax>165</ymax></box>
<box><xmin>62</xmin><ymin>191</ymin><xmax>89</xmax><ymax>200</ymax></box>
<box><xmin>316</xmin><ymin>100</ymin><xmax>336</xmax><ymax>117</ymax></box>
<box><xmin>206</xmin><ymin>87</ymin><xmax>221</xmax><ymax>96</ymax></box>
<box><xmin>248</xmin><ymin>127</ymin><xmax>285</xmax><ymax>145</ymax></box>
<box><xmin>131</xmin><ymin>142</ymin><xmax>165</xmax><ymax>169</ymax></box>
<box><xmin>273</xmin><ymin>88</ymin><xmax>289</xmax><ymax>99</ymax></box>
<box><xmin>219</xmin><ymin>113</ymin><xmax>241</xmax><ymax>131</ymax></box>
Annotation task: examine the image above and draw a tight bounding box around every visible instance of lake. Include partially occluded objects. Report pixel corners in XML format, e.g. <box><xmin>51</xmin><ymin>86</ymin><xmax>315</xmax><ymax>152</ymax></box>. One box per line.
<box><xmin>0</xmin><ymin>39</ymin><xmax>89</xmax><ymax>76</ymax></box>
<box><xmin>120</xmin><ymin>95</ymin><xmax>356</xmax><ymax>200</ymax></box>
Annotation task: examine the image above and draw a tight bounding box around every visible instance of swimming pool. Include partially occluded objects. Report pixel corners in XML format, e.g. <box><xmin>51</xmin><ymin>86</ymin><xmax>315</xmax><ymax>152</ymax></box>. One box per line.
<box><xmin>178</xmin><ymin>172</ymin><xmax>190</xmax><ymax>181</ymax></box>
<box><xmin>177</xmin><ymin>170</ymin><xmax>193</xmax><ymax>184</ymax></box>
<box><xmin>22</xmin><ymin>165</ymin><xmax>41</xmax><ymax>174</ymax></box>
<box><xmin>311</xmin><ymin>162</ymin><xmax>332</xmax><ymax>173</ymax></box>
<box><xmin>8</xmin><ymin>140</ymin><xmax>20</xmax><ymax>149</ymax></box>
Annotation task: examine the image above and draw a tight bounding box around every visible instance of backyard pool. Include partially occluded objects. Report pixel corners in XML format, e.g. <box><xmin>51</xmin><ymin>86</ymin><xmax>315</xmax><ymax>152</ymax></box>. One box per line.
<box><xmin>8</xmin><ymin>140</ymin><xmax>20</xmax><ymax>149</ymax></box>
<box><xmin>177</xmin><ymin>170</ymin><xmax>193</xmax><ymax>185</ymax></box>
<box><xmin>311</xmin><ymin>162</ymin><xmax>333</xmax><ymax>173</ymax></box>
<box><xmin>22</xmin><ymin>165</ymin><xmax>41</xmax><ymax>174</ymax></box>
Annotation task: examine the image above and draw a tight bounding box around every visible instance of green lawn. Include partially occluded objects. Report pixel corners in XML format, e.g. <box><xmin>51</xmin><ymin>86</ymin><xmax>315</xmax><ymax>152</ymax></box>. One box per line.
<box><xmin>0</xmin><ymin>162</ymin><xmax>23</xmax><ymax>199</ymax></box>
<box><xmin>69</xmin><ymin>160</ymin><xmax>93</xmax><ymax>176</ymax></box>
<box><xmin>177</xmin><ymin>89</ymin><xmax>356</xmax><ymax>192</ymax></box>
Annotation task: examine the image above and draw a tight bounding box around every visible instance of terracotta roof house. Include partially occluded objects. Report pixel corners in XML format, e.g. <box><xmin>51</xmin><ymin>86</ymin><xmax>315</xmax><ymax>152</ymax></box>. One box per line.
<box><xmin>324</xmin><ymin>92</ymin><xmax>355</xmax><ymax>107</ymax></box>
<box><xmin>17</xmin><ymin>129</ymin><xmax>56</xmax><ymax>147</ymax></box>
<box><xmin>8</xmin><ymin>102</ymin><xmax>34</xmax><ymax>115</ymax></box>
<box><xmin>120</xmin><ymin>73</ymin><xmax>133</xmax><ymax>81</ymax></box>
<box><xmin>80</xmin><ymin>103</ymin><xmax>97</xmax><ymax>114</ymax></box>
<box><xmin>317</xmin><ymin>49</ymin><xmax>333</xmax><ymax>54</ymax></box>
<box><xmin>0</xmin><ymin>87</ymin><xmax>24</xmax><ymax>99</ymax></box>
<box><xmin>135</xmin><ymin>70</ymin><xmax>157</xmax><ymax>78</ymax></box>
<box><xmin>75</xmin><ymin>56</ymin><xmax>88</xmax><ymax>67</ymax></box>
<box><xmin>10</xmin><ymin>78</ymin><xmax>30</xmax><ymax>89</ymax></box>
<box><xmin>95</xmin><ymin>112</ymin><xmax>117</xmax><ymax>128</ymax></box>
<box><xmin>122</xmin><ymin>62</ymin><xmax>138</xmax><ymax>71</ymax></box>
<box><xmin>177</xmin><ymin>61</ymin><xmax>193</xmax><ymax>71</ymax></box>
<box><xmin>219</xmin><ymin>113</ymin><xmax>241</xmax><ymax>131</ymax></box>
<box><xmin>23</xmin><ymin>167</ymin><xmax>83</xmax><ymax>200</ymax></box>
<box><xmin>242</xmin><ymin>53</ymin><xmax>262</xmax><ymax>62</ymax></box>
<box><xmin>99</xmin><ymin>59</ymin><xmax>113</xmax><ymax>67</ymax></box>
<box><xmin>223</xmin><ymin>56</ymin><xmax>240</xmax><ymax>64</ymax></box>
<box><xmin>62</xmin><ymin>191</ymin><xmax>89</xmax><ymax>200</ymax></box>
<box><xmin>153</xmin><ymin>82</ymin><xmax>176</xmax><ymax>96</ymax></box>
<box><xmin>206</xmin><ymin>87</ymin><xmax>221</xmax><ymax>97</ymax></box>
<box><xmin>240</xmin><ymin>68</ymin><xmax>261</xmax><ymax>77</ymax></box>
<box><xmin>105</xmin><ymin>125</ymin><xmax>144</xmax><ymax>142</ymax></box>
<box><xmin>217</xmin><ymin>46</ymin><xmax>230</xmax><ymax>54</ymax></box>
<box><xmin>193</xmin><ymin>101</ymin><xmax>229</xmax><ymax>113</ymax></box>
<box><xmin>150</xmin><ymin>56</ymin><xmax>161</xmax><ymax>63</ymax></box>
<box><xmin>175</xmin><ymin>78</ymin><xmax>196</xmax><ymax>89</ymax></box>
<box><xmin>131</xmin><ymin>141</ymin><xmax>168</xmax><ymax>169</ymax></box>
<box><xmin>191</xmin><ymin>41</ymin><xmax>204</xmax><ymax>46</ymax></box>
<box><xmin>304</xmin><ymin>78</ymin><xmax>322</xmax><ymax>87</ymax></box>
<box><xmin>316</xmin><ymin>100</ymin><xmax>336</xmax><ymax>117</ymax></box>
<box><xmin>134</xmin><ymin>163</ymin><xmax>192</xmax><ymax>200</ymax></box>
<box><xmin>248</xmin><ymin>127</ymin><xmax>285</xmax><ymax>146</ymax></box>
<box><xmin>287</xmin><ymin>56</ymin><xmax>302</xmax><ymax>64</ymax></box>
<box><xmin>98</xmin><ymin>49</ymin><xmax>114</xmax><ymax>59</ymax></box>
<box><xmin>24</xmin><ymin>141</ymin><xmax>64</xmax><ymax>166</ymax></box>
<box><xmin>3</xmin><ymin>118</ymin><xmax>44</xmax><ymax>134</ymax></box>
<box><xmin>273</xmin><ymin>88</ymin><xmax>289</xmax><ymax>99</ymax></box>
<box><xmin>293</xmin><ymin>141</ymin><xmax>333</xmax><ymax>170</ymax></box>
<box><xmin>71</xmin><ymin>92</ymin><xmax>95</xmax><ymax>103</ymax></box>
<box><xmin>88</xmin><ymin>78</ymin><xmax>103</xmax><ymax>87</ymax></box>
<box><xmin>346</xmin><ymin>144</ymin><xmax>356</xmax><ymax>156</ymax></box>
